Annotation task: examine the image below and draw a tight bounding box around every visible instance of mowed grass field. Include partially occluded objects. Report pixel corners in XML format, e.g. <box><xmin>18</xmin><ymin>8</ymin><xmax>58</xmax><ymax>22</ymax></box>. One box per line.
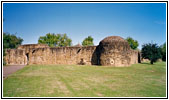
<box><xmin>3</xmin><ymin>62</ymin><xmax>166</xmax><ymax>97</ymax></box>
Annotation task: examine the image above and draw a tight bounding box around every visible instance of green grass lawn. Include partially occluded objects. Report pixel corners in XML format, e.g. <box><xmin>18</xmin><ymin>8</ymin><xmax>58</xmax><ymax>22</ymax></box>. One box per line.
<box><xmin>3</xmin><ymin>62</ymin><xmax>166</xmax><ymax>97</ymax></box>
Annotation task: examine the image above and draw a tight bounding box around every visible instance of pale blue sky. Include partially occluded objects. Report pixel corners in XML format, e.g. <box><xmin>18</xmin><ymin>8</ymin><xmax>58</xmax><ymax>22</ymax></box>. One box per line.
<box><xmin>3</xmin><ymin>3</ymin><xmax>166</xmax><ymax>49</ymax></box>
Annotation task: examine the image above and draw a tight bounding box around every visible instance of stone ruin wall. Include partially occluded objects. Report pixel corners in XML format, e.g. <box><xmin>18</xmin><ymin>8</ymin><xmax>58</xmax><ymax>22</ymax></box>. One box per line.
<box><xmin>5</xmin><ymin>45</ymin><xmax>98</xmax><ymax>65</ymax></box>
<box><xmin>28</xmin><ymin>46</ymin><xmax>97</xmax><ymax>65</ymax></box>
<box><xmin>5</xmin><ymin>44</ymin><xmax>139</xmax><ymax>66</ymax></box>
<box><xmin>130</xmin><ymin>50</ymin><xmax>139</xmax><ymax>64</ymax></box>
<box><xmin>97</xmin><ymin>36</ymin><xmax>139</xmax><ymax>67</ymax></box>
<box><xmin>98</xmin><ymin>46</ymin><xmax>139</xmax><ymax>66</ymax></box>
<box><xmin>5</xmin><ymin>49</ymin><xmax>27</xmax><ymax>65</ymax></box>
<box><xmin>4</xmin><ymin>36</ymin><xmax>141</xmax><ymax>67</ymax></box>
<box><xmin>99</xmin><ymin>50</ymin><xmax>138</xmax><ymax>67</ymax></box>
<box><xmin>5</xmin><ymin>44</ymin><xmax>49</xmax><ymax>65</ymax></box>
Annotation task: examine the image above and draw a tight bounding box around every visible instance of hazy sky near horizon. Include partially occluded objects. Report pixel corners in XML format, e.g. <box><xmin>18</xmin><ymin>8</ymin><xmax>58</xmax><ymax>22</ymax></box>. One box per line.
<box><xmin>3</xmin><ymin>3</ymin><xmax>166</xmax><ymax>49</ymax></box>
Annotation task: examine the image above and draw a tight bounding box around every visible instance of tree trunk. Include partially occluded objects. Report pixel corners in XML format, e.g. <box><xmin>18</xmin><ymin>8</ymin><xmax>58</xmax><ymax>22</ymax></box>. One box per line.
<box><xmin>151</xmin><ymin>60</ymin><xmax>153</xmax><ymax>64</ymax></box>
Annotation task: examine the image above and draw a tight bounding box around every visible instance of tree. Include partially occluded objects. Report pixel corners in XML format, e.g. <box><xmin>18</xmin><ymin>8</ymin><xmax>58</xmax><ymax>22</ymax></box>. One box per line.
<box><xmin>82</xmin><ymin>36</ymin><xmax>94</xmax><ymax>46</ymax></box>
<box><xmin>38</xmin><ymin>33</ymin><xmax>72</xmax><ymax>47</ymax></box>
<box><xmin>3</xmin><ymin>32</ymin><xmax>23</xmax><ymax>65</ymax></box>
<box><xmin>3</xmin><ymin>32</ymin><xmax>23</xmax><ymax>49</ymax></box>
<box><xmin>160</xmin><ymin>42</ymin><xmax>166</xmax><ymax>61</ymax></box>
<box><xmin>126</xmin><ymin>37</ymin><xmax>139</xmax><ymax>50</ymax></box>
<box><xmin>141</xmin><ymin>43</ymin><xmax>161</xmax><ymax>64</ymax></box>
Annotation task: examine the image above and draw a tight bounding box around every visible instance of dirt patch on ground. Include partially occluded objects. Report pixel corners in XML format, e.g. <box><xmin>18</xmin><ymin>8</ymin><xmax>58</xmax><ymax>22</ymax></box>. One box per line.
<box><xmin>3</xmin><ymin>65</ymin><xmax>25</xmax><ymax>79</ymax></box>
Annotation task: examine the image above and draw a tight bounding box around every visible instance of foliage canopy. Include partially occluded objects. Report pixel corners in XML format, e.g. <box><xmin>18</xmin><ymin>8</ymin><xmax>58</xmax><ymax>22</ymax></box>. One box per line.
<box><xmin>160</xmin><ymin>42</ymin><xmax>166</xmax><ymax>61</ymax></box>
<box><xmin>141</xmin><ymin>43</ymin><xmax>161</xmax><ymax>64</ymax></box>
<box><xmin>38</xmin><ymin>33</ymin><xmax>72</xmax><ymax>47</ymax></box>
<box><xmin>82</xmin><ymin>36</ymin><xmax>94</xmax><ymax>46</ymax></box>
<box><xmin>126</xmin><ymin>37</ymin><xmax>139</xmax><ymax>50</ymax></box>
<box><xmin>3</xmin><ymin>32</ymin><xmax>23</xmax><ymax>49</ymax></box>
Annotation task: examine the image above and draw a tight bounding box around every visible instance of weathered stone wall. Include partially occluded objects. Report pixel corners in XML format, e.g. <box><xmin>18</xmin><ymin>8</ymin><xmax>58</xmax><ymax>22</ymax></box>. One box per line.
<box><xmin>4</xmin><ymin>36</ymin><xmax>140</xmax><ymax>67</ymax></box>
<box><xmin>5</xmin><ymin>49</ymin><xmax>27</xmax><ymax>65</ymax></box>
<box><xmin>17</xmin><ymin>44</ymin><xmax>49</xmax><ymax>53</ymax></box>
<box><xmin>130</xmin><ymin>50</ymin><xmax>139</xmax><ymax>64</ymax></box>
<box><xmin>27</xmin><ymin>46</ymin><xmax>97</xmax><ymax>65</ymax></box>
<box><xmin>18</xmin><ymin>44</ymin><xmax>49</xmax><ymax>50</ymax></box>
<box><xmin>98</xmin><ymin>36</ymin><xmax>138</xmax><ymax>67</ymax></box>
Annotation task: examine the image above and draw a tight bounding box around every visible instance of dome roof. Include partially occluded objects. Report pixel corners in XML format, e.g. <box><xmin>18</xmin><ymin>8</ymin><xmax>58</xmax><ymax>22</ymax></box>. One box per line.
<box><xmin>99</xmin><ymin>36</ymin><xmax>130</xmax><ymax>50</ymax></box>
<box><xmin>100</xmin><ymin>36</ymin><xmax>127</xmax><ymax>44</ymax></box>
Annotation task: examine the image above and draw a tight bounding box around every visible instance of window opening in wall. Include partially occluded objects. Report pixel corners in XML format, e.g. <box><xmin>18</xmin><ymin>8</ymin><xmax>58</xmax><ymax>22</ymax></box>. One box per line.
<box><xmin>32</xmin><ymin>50</ymin><xmax>36</xmax><ymax>54</ymax></box>
<box><xmin>77</xmin><ymin>49</ymin><xmax>81</xmax><ymax>54</ymax></box>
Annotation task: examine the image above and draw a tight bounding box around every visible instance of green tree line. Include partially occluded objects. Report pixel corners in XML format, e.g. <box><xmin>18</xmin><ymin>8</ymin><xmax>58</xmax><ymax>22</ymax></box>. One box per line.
<box><xmin>38</xmin><ymin>33</ymin><xmax>72</xmax><ymax>47</ymax></box>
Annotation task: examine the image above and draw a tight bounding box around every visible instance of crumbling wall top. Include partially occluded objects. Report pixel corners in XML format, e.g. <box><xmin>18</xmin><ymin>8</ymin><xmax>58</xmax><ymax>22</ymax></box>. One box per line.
<box><xmin>17</xmin><ymin>44</ymin><xmax>49</xmax><ymax>50</ymax></box>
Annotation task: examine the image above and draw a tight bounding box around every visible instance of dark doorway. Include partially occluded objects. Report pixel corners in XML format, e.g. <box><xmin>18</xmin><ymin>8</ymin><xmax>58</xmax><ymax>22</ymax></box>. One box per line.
<box><xmin>26</xmin><ymin>53</ymin><xmax>29</xmax><ymax>65</ymax></box>
<box><xmin>91</xmin><ymin>45</ymin><xmax>102</xmax><ymax>65</ymax></box>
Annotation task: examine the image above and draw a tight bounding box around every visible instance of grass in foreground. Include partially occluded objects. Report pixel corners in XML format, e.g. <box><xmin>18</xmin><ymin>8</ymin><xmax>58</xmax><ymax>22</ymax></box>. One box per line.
<box><xmin>3</xmin><ymin>62</ymin><xmax>166</xmax><ymax>97</ymax></box>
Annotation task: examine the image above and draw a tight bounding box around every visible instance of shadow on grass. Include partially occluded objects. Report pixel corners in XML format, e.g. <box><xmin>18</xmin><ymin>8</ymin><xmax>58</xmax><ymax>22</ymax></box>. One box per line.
<box><xmin>140</xmin><ymin>62</ymin><xmax>152</xmax><ymax>65</ymax></box>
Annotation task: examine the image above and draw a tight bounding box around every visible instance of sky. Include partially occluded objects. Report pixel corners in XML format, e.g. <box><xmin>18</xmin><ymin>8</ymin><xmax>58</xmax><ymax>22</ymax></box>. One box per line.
<box><xmin>3</xmin><ymin>3</ymin><xmax>166</xmax><ymax>49</ymax></box>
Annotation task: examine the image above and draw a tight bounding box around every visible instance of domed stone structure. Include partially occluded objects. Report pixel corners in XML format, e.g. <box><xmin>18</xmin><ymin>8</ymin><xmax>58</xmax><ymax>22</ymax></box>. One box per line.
<box><xmin>98</xmin><ymin>36</ymin><xmax>132</xmax><ymax>66</ymax></box>
<box><xmin>4</xmin><ymin>36</ymin><xmax>139</xmax><ymax>66</ymax></box>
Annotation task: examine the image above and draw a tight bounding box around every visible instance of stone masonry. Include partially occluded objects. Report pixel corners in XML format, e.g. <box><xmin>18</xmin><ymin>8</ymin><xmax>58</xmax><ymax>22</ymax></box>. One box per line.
<box><xmin>4</xmin><ymin>36</ymin><xmax>140</xmax><ymax>67</ymax></box>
